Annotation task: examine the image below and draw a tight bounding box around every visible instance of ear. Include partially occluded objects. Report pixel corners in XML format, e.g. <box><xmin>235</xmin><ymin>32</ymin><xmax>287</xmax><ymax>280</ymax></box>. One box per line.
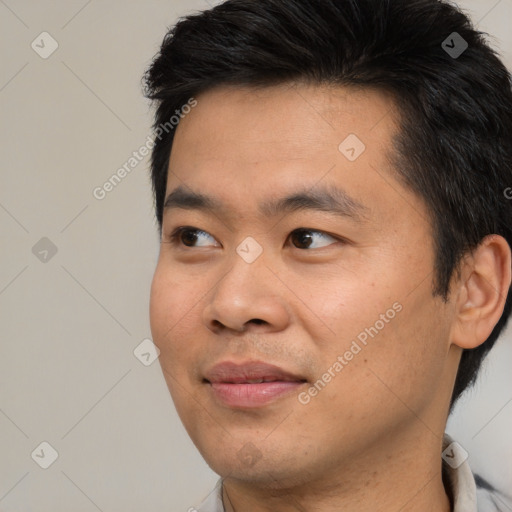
<box><xmin>450</xmin><ymin>234</ymin><xmax>511</xmax><ymax>349</ymax></box>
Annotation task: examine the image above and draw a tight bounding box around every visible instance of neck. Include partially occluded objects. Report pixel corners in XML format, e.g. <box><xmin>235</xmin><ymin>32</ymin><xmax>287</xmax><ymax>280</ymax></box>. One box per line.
<box><xmin>221</xmin><ymin>429</ymin><xmax>452</xmax><ymax>512</ymax></box>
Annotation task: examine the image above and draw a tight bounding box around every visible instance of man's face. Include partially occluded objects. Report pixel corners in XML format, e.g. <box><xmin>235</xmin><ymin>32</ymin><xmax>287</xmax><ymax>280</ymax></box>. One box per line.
<box><xmin>150</xmin><ymin>84</ymin><xmax>458</xmax><ymax>487</ymax></box>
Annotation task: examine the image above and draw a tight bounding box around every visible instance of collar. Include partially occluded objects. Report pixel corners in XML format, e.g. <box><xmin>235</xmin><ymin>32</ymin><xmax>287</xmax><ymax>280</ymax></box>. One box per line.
<box><xmin>195</xmin><ymin>434</ymin><xmax>478</xmax><ymax>512</ymax></box>
<box><xmin>442</xmin><ymin>433</ymin><xmax>478</xmax><ymax>511</ymax></box>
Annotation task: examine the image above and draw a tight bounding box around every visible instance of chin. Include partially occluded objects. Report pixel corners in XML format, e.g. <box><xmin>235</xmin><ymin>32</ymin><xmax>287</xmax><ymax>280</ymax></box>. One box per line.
<box><xmin>199</xmin><ymin>439</ymin><xmax>315</xmax><ymax>490</ymax></box>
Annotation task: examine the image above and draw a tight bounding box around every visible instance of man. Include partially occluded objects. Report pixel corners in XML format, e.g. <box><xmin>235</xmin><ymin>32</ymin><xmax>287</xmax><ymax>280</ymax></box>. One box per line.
<box><xmin>144</xmin><ymin>0</ymin><xmax>512</xmax><ymax>510</ymax></box>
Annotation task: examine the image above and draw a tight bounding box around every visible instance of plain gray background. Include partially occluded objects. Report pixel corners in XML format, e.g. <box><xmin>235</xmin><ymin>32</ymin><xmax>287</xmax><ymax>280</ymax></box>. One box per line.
<box><xmin>1</xmin><ymin>1</ymin><xmax>511</xmax><ymax>511</ymax></box>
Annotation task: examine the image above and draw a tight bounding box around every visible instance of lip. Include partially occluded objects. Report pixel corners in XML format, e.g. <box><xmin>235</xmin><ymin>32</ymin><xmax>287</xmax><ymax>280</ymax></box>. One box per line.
<box><xmin>204</xmin><ymin>360</ymin><xmax>307</xmax><ymax>408</ymax></box>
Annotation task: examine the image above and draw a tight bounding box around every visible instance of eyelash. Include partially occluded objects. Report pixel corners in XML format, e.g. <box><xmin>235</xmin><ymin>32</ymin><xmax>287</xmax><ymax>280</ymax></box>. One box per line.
<box><xmin>165</xmin><ymin>226</ymin><xmax>344</xmax><ymax>250</ymax></box>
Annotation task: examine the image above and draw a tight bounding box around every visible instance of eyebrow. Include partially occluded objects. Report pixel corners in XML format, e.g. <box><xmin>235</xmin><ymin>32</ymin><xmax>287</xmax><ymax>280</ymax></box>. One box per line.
<box><xmin>163</xmin><ymin>184</ymin><xmax>369</xmax><ymax>222</ymax></box>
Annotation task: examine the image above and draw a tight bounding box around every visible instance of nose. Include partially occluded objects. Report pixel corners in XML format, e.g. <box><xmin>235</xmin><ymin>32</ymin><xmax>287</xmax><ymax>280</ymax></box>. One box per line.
<box><xmin>201</xmin><ymin>252</ymin><xmax>290</xmax><ymax>335</ymax></box>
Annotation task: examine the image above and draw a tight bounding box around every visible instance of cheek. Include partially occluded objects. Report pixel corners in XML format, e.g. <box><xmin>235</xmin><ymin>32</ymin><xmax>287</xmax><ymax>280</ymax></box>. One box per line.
<box><xmin>356</xmin><ymin>288</ymin><xmax>451</xmax><ymax>415</ymax></box>
<box><xmin>304</xmin><ymin>269</ymin><xmax>398</xmax><ymax>348</ymax></box>
<box><xmin>149</xmin><ymin>264</ymin><xmax>173</xmax><ymax>342</ymax></box>
<box><xmin>395</xmin><ymin>297</ymin><xmax>451</xmax><ymax>376</ymax></box>
<box><xmin>306</xmin><ymin>266</ymin><xmax>448</xmax><ymax>411</ymax></box>
<box><xmin>149</xmin><ymin>263</ymin><xmax>199</xmax><ymax>365</ymax></box>
<box><xmin>149</xmin><ymin>264</ymin><xmax>204</xmax><ymax>417</ymax></box>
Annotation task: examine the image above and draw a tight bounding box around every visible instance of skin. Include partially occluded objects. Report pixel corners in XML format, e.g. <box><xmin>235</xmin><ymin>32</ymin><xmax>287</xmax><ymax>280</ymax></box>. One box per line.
<box><xmin>149</xmin><ymin>83</ymin><xmax>511</xmax><ymax>511</ymax></box>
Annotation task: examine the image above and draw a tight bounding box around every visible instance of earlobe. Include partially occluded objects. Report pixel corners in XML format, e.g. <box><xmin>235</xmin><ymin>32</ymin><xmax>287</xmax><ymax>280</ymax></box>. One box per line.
<box><xmin>450</xmin><ymin>234</ymin><xmax>511</xmax><ymax>350</ymax></box>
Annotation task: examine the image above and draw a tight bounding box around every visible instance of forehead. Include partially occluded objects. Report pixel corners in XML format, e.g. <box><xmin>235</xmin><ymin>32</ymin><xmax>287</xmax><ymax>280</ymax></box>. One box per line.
<box><xmin>171</xmin><ymin>83</ymin><xmax>395</xmax><ymax>163</ymax></box>
<box><xmin>165</xmin><ymin>83</ymin><xmax>430</xmax><ymax>233</ymax></box>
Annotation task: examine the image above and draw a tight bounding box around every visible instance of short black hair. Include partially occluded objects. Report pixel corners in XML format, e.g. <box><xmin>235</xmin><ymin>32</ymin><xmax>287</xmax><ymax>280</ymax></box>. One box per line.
<box><xmin>143</xmin><ymin>0</ymin><xmax>512</xmax><ymax>409</ymax></box>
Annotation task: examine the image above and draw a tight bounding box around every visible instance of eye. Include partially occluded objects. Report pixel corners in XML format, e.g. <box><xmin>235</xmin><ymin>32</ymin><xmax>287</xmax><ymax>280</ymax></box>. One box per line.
<box><xmin>288</xmin><ymin>228</ymin><xmax>339</xmax><ymax>249</ymax></box>
<box><xmin>167</xmin><ymin>227</ymin><xmax>218</xmax><ymax>248</ymax></box>
<box><xmin>165</xmin><ymin>227</ymin><xmax>341</xmax><ymax>250</ymax></box>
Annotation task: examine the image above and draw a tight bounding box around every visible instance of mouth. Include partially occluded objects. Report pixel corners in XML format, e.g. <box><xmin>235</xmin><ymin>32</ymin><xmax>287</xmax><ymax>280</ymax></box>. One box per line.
<box><xmin>203</xmin><ymin>360</ymin><xmax>308</xmax><ymax>408</ymax></box>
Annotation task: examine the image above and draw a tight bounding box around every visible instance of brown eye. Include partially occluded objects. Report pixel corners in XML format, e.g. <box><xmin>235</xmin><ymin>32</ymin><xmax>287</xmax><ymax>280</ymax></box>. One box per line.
<box><xmin>168</xmin><ymin>227</ymin><xmax>217</xmax><ymax>247</ymax></box>
<box><xmin>180</xmin><ymin>229</ymin><xmax>200</xmax><ymax>247</ymax></box>
<box><xmin>289</xmin><ymin>229</ymin><xmax>339</xmax><ymax>249</ymax></box>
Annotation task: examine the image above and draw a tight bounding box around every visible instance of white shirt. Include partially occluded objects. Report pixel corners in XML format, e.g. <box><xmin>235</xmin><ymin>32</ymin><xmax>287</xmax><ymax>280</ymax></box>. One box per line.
<box><xmin>194</xmin><ymin>434</ymin><xmax>479</xmax><ymax>512</ymax></box>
